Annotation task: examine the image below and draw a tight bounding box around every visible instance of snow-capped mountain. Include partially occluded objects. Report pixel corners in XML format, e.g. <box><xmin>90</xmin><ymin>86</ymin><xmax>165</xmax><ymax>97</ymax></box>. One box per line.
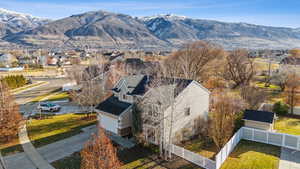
<box><xmin>141</xmin><ymin>14</ymin><xmax>300</xmax><ymax>49</ymax></box>
<box><xmin>0</xmin><ymin>8</ymin><xmax>50</xmax><ymax>37</ymax></box>
<box><xmin>1</xmin><ymin>10</ymin><xmax>300</xmax><ymax>49</ymax></box>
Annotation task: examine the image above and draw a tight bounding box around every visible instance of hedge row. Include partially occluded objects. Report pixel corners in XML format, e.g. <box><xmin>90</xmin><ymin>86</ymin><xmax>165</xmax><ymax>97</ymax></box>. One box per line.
<box><xmin>0</xmin><ymin>75</ymin><xmax>28</xmax><ymax>89</ymax></box>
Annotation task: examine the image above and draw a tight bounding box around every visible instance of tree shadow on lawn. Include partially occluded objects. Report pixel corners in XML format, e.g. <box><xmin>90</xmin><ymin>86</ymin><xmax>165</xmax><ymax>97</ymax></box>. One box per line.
<box><xmin>118</xmin><ymin>145</ymin><xmax>202</xmax><ymax>169</ymax></box>
<box><xmin>228</xmin><ymin>140</ymin><xmax>281</xmax><ymax>159</ymax></box>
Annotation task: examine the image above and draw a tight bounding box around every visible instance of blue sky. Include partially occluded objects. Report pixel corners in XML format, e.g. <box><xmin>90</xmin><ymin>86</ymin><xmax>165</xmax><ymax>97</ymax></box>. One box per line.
<box><xmin>1</xmin><ymin>0</ymin><xmax>300</xmax><ymax>28</ymax></box>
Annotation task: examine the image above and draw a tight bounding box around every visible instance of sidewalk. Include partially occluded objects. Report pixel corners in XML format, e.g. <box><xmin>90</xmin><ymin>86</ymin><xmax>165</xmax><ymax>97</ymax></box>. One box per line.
<box><xmin>5</xmin><ymin>125</ymin><xmax>135</xmax><ymax>169</ymax></box>
<box><xmin>19</xmin><ymin>123</ymin><xmax>55</xmax><ymax>169</ymax></box>
<box><xmin>279</xmin><ymin>147</ymin><xmax>300</xmax><ymax>169</ymax></box>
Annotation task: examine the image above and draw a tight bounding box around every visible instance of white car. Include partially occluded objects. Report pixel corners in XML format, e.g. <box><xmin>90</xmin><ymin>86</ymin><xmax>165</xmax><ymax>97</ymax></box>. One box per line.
<box><xmin>37</xmin><ymin>103</ymin><xmax>61</xmax><ymax>112</ymax></box>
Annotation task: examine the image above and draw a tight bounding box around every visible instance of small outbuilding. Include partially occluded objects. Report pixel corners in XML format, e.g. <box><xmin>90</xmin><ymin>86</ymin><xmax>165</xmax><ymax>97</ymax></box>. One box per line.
<box><xmin>243</xmin><ymin>110</ymin><xmax>275</xmax><ymax>131</ymax></box>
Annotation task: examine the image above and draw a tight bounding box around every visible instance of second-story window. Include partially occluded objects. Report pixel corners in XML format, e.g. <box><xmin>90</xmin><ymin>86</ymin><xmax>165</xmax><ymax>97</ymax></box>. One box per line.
<box><xmin>185</xmin><ymin>108</ymin><xmax>191</xmax><ymax>116</ymax></box>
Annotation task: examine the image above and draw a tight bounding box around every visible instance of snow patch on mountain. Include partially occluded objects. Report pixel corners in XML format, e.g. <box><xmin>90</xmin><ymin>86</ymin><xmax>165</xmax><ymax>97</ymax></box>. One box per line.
<box><xmin>0</xmin><ymin>8</ymin><xmax>50</xmax><ymax>28</ymax></box>
<box><xmin>140</xmin><ymin>14</ymin><xmax>187</xmax><ymax>22</ymax></box>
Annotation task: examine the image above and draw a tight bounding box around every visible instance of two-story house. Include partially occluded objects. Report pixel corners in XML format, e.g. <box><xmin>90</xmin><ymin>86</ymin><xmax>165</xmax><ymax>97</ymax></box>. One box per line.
<box><xmin>95</xmin><ymin>75</ymin><xmax>210</xmax><ymax>143</ymax></box>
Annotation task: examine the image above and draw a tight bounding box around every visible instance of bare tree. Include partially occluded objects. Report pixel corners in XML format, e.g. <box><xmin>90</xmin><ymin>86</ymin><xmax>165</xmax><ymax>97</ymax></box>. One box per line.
<box><xmin>222</xmin><ymin>49</ymin><xmax>255</xmax><ymax>88</ymax></box>
<box><xmin>271</xmin><ymin>68</ymin><xmax>289</xmax><ymax>92</ymax></box>
<box><xmin>69</xmin><ymin>58</ymin><xmax>109</xmax><ymax>117</ymax></box>
<box><xmin>0</xmin><ymin>82</ymin><xmax>22</xmax><ymax>169</ymax></box>
<box><xmin>0</xmin><ymin>82</ymin><xmax>22</xmax><ymax>143</ymax></box>
<box><xmin>80</xmin><ymin>127</ymin><xmax>122</xmax><ymax>169</ymax></box>
<box><xmin>165</xmin><ymin>41</ymin><xmax>225</xmax><ymax>82</ymax></box>
<box><xmin>209</xmin><ymin>90</ymin><xmax>244</xmax><ymax>150</ymax></box>
<box><xmin>285</xmin><ymin>72</ymin><xmax>300</xmax><ymax>114</ymax></box>
<box><xmin>240</xmin><ymin>86</ymin><xmax>267</xmax><ymax>110</ymax></box>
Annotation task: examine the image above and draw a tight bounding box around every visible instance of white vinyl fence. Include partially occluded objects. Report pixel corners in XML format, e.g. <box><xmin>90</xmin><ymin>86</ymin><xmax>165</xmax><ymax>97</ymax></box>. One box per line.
<box><xmin>171</xmin><ymin>127</ymin><xmax>300</xmax><ymax>169</ymax></box>
<box><xmin>171</xmin><ymin>144</ymin><xmax>216</xmax><ymax>169</ymax></box>
<box><xmin>242</xmin><ymin>127</ymin><xmax>300</xmax><ymax>151</ymax></box>
<box><xmin>215</xmin><ymin>128</ymin><xmax>243</xmax><ymax>169</ymax></box>
<box><xmin>215</xmin><ymin>127</ymin><xmax>300</xmax><ymax>169</ymax></box>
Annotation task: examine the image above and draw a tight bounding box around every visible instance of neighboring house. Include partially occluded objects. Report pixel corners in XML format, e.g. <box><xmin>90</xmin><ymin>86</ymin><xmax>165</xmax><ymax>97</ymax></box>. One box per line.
<box><xmin>0</xmin><ymin>53</ymin><xmax>16</xmax><ymax>66</ymax></box>
<box><xmin>95</xmin><ymin>75</ymin><xmax>210</xmax><ymax>144</ymax></box>
<box><xmin>18</xmin><ymin>57</ymin><xmax>36</xmax><ymax>65</ymax></box>
<box><xmin>280</xmin><ymin>57</ymin><xmax>300</xmax><ymax>65</ymax></box>
<box><xmin>124</xmin><ymin>58</ymin><xmax>160</xmax><ymax>75</ymax></box>
<box><xmin>243</xmin><ymin>110</ymin><xmax>275</xmax><ymax>131</ymax></box>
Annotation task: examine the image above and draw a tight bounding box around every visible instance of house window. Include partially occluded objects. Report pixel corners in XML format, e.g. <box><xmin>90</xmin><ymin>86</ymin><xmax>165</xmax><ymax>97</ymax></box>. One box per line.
<box><xmin>184</xmin><ymin>108</ymin><xmax>191</xmax><ymax>116</ymax></box>
<box><xmin>123</xmin><ymin>94</ymin><xmax>127</xmax><ymax>100</ymax></box>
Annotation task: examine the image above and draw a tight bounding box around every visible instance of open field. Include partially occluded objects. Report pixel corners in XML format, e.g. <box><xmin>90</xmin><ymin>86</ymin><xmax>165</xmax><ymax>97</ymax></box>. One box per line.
<box><xmin>274</xmin><ymin>116</ymin><xmax>300</xmax><ymax>135</ymax></box>
<box><xmin>253</xmin><ymin>58</ymin><xmax>279</xmax><ymax>71</ymax></box>
<box><xmin>220</xmin><ymin>140</ymin><xmax>280</xmax><ymax>169</ymax></box>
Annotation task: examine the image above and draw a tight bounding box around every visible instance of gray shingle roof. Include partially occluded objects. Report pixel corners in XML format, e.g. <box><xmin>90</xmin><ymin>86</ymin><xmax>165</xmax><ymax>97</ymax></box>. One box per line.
<box><xmin>244</xmin><ymin>109</ymin><xmax>275</xmax><ymax>124</ymax></box>
<box><xmin>95</xmin><ymin>96</ymin><xmax>132</xmax><ymax>116</ymax></box>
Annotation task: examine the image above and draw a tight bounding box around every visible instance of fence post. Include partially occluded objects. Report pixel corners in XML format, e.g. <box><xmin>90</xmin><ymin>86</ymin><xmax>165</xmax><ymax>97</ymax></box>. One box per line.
<box><xmin>266</xmin><ymin>132</ymin><xmax>269</xmax><ymax>144</ymax></box>
<box><xmin>251</xmin><ymin>128</ymin><xmax>254</xmax><ymax>141</ymax></box>
<box><xmin>282</xmin><ymin>134</ymin><xmax>286</xmax><ymax>147</ymax></box>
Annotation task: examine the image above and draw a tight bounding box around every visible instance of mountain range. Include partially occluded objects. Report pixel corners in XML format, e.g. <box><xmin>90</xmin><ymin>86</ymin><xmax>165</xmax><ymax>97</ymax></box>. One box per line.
<box><xmin>0</xmin><ymin>9</ymin><xmax>300</xmax><ymax>50</ymax></box>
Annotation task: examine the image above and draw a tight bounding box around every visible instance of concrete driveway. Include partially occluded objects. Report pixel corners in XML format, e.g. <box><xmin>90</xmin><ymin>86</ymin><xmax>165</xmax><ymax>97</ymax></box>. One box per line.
<box><xmin>279</xmin><ymin>147</ymin><xmax>300</xmax><ymax>169</ymax></box>
<box><xmin>20</xmin><ymin>101</ymin><xmax>83</xmax><ymax>117</ymax></box>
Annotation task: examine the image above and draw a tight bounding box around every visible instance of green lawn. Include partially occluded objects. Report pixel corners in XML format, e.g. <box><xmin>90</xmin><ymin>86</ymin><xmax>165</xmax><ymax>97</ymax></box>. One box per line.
<box><xmin>274</xmin><ymin>116</ymin><xmax>300</xmax><ymax>135</ymax></box>
<box><xmin>52</xmin><ymin>144</ymin><xmax>200</xmax><ymax>169</ymax></box>
<box><xmin>1</xmin><ymin>114</ymin><xmax>96</xmax><ymax>156</ymax></box>
<box><xmin>44</xmin><ymin>92</ymin><xmax>70</xmax><ymax>101</ymax></box>
<box><xmin>52</xmin><ymin>152</ymin><xmax>81</xmax><ymax>169</ymax></box>
<box><xmin>27</xmin><ymin>113</ymin><xmax>97</xmax><ymax>147</ymax></box>
<box><xmin>256</xmin><ymin>82</ymin><xmax>280</xmax><ymax>90</ymax></box>
<box><xmin>221</xmin><ymin>140</ymin><xmax>281</xmax><ymax>169</ymax></box>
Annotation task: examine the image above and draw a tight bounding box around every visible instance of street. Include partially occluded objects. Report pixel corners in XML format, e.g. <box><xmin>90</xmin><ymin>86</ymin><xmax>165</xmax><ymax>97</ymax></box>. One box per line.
<box><xmin>15</xmin><ymin>77</ymin><xmax>69</xmax><ymax>105</ymax></box>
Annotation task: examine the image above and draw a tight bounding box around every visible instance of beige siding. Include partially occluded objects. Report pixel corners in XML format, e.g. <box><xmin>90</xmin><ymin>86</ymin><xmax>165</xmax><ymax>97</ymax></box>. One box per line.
<box><xmin>163</xmin><ymin>81</ymin><xmax>210</xmax><ymax>143</ymax></box>
<box><xmin>119</xmin><ymin>109</ymin><xmax>132</xmax><ymax>129</ymax></box>
<box><xmin>244</xmin><ymin>120</ymin><xmax>273</xmax><ymax>131</ymax></box>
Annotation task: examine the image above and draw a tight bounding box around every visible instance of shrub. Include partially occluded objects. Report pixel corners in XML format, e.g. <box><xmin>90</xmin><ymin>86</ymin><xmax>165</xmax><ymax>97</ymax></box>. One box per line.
<box><xmin>0</xmin><ymin>75</ymin><xmax>28</xmax><ymax>89</ymax></box>
<box><xmin>273</xmin><ymin>101</ymin><xmax>289</xmax><ymax>116</ymax></box>
<box><xmin>234</xmin><ymin>111</ymin><xmax>245</xmax><ymax>132</ymax></box>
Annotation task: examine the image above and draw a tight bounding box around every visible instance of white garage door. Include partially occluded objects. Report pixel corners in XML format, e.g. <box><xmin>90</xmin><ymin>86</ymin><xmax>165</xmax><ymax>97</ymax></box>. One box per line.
<box><xmin>100</xmin><ymin>114</ymin><xmax>118</xmax><ymax>134</ymax></box>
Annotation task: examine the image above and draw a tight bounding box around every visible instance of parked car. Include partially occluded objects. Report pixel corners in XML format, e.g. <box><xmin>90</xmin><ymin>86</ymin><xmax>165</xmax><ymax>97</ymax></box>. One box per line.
<box><xmin>37</xmin><ymin>103</ymin><xmax>61</xmax><ymax>112</ymax></box>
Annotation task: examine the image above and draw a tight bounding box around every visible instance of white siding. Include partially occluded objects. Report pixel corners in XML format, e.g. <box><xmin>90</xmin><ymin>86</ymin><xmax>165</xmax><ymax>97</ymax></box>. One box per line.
<box><xmin>99</xmin><ymin>114</ymin><xmax>119</xmax><ymax>134</ymax></box>
<box><xmin>163</xmin><ymin>81</ymin><xmax>210</xmax><ymax>142</ymax></box>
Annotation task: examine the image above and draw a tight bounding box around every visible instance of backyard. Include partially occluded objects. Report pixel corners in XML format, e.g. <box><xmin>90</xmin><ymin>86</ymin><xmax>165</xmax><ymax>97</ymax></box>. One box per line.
<box><xmin>220</xmin><ymin>140</ymin><xmax>281</xmax><ymax>169</ymax></box>
<box><xmin>52</xmin><ymin>144</ymin><xmax>200</xmax><ymax>169</ymax></box>
<box><xmin>274</xmin><ymin>116</ymin><xmax>300</xmax><ymax>135</ymax></box>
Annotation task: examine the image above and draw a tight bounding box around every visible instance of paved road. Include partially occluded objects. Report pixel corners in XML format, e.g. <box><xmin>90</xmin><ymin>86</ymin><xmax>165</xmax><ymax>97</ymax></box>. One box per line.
<box><xmin>279</xmin><ymin>147</ymin><xmax>300</xmax><ymax>169</ymax></box>
<box><xmin>20</xmin><ymin>101</ymin><xmax>82</xmax><ymax>118</ymax></box>
<box><xmin>3</xmin><ymin>77</ymin><xmax>70</xmax><ymax>169</ymax></box>
<box><xmin>15</xmin><ymin>77</ymin><xmax>69</xmax><ymax>105</ymax></box>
